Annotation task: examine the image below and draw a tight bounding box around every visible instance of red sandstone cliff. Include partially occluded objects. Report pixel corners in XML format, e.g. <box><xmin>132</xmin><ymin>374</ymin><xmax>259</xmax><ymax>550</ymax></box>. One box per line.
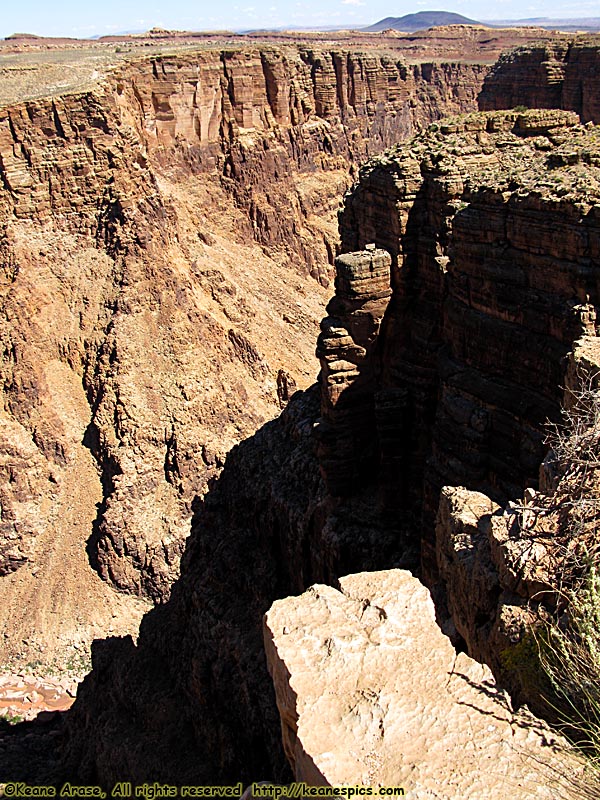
<box><xmin>10</xmin><ymin>109</ymin><xmax>593</xmax><ymax>787</ymax></box>
<box><xmin>0</xmin><ymin>48</ymin><xmax>486</xmax><ymax>617</ymax></box>
<box><xmin>114</xmin><ymin>49</ymin><xmax>487</xmax><ymax>279</ymax></box>
<box><xmin>479</xmin><ymin>38</ymin><xmax>600</xmax><ymax>123</ymax></box>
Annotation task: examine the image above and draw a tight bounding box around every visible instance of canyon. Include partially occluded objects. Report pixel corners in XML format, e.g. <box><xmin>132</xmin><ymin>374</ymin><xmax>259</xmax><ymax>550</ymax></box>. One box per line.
<box><xmin>0</xmin><ymin>32</ymin><xmax>488</xmax><ymax>673</ymax></box>
<box><xmin>1</xmin><ymin>24</ymin><xmax>600</xmax><ymax>795</ymax></box>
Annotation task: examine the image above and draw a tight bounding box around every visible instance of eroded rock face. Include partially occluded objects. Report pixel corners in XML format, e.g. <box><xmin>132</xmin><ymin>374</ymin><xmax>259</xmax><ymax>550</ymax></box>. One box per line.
<box><xmin>436</xmin><ymin>484</ymin><xmax>555</xmax><ymax>713</ymax></box>
<box><xmin>58</xmin><ymin>389</ymin><xmax>323</xmax><ymax>785</ymax></box>
<box><xmin>479</xmin><ymin>39</ymin><xmax>600</xmax><ymax>124</ymax></box>
<box><xmin>316</xmin><ymin>248</ymin><xmax>392</xmax><ymax>494</ymax></box>
<box><xmin>115</xmin><ymin>49</ymin><xmax>487</xmax><ymax>283</ymax></box>
<box><xmin>264</xmin><ymin>569</ymin><xmax>583</xmax><ymax>797</ymax></box>
<box><xmin>338</xmin><ymin>108</ymin><xmax>600</xmax><ymax>576</ymax></box>
<box><xmin>5</xmin><ymin>42</ymin><xmax>600</xmax><ymax>782</ymax></box>
<box><xmin>58</xmin><ymin>377</ymin><xmax>419</xmax><ymax>785</ymax></box>
<box><xmin>0</xmin><ymin>46</ymin><xmax>486</xmax><ymax>612</ymax></box>
<box><xmin>0</xmin><ymin>88</ymin><xmax>329</xmax><ymax>609</ymax></box>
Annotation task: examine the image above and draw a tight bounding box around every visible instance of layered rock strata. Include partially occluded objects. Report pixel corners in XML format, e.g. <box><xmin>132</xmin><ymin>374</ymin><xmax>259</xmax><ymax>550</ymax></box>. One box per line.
<box><xmin>479</xmin><ymin>38</ymin><xmax>600</xmax><ymax>124</ymax></box>
<box><xmin>435</xmin><ymin>336</ymin><xmax>600</xmax><ymax>713</ymax></box>
<box><xmin>7</xmin><ymin>32</ymin><xmax>595</xmax><ymax>668</ymax></box>
<box><xmin>0</xmin><ymin>46</ymin><xmax>487</xmax><ymax>622</ymax></box>
<box><xmin>338</xmin><ymin>108</ymin><xmax>600</xmax><ymax>576</ymax></box>
<box><xmin>316</xmin><ymin>247</ymin><xmax>392</xmax><ymax>494</ymax></box>
<box><xmin>264</xmin><ymin>569</ymin><xmax>584</xmax><ymax>797</ymax></box>
<box><xmin>4</xmin><ymin>51</ymin><xmax>600</xmax><ymax>783</ymax></box>
<box><xmin>115</xmin><ymin>49</ymin><xmax>488</xmax><ymax>281</ymax></box>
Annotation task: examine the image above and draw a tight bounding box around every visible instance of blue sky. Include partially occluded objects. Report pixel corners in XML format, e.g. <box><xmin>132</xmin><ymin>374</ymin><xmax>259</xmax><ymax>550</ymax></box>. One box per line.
<box><xmin>1</xmin><ymin>1</ymin><xmax>598</xmax><ymax>39</ymax></box>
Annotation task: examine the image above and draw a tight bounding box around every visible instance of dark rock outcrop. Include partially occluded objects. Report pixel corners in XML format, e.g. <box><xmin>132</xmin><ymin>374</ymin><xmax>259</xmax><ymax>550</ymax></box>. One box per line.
<box><xmin>339</xmin><ymin>108</ymin><xmax>600</xmax><ymax>577</ymax></box>
<box><xmin>316</xmin><ymin>247</ymin><xmax>392</xmax><ymax>494</ymax></box>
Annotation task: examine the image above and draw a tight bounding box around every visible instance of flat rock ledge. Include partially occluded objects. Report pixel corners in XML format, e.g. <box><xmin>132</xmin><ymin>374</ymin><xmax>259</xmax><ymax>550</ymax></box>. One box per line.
<box><xmin>264</xmin><ymin>569</ymin><xmax>586</xmax><ymax>799</ymax></box>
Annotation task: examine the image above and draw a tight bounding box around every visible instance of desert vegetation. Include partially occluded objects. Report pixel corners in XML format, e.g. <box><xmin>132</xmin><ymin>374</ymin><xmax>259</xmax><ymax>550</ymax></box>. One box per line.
<box><xmin>533</xmin><ymin>375</ymin><xmax>600</xmax><ymax>792</ymax></box>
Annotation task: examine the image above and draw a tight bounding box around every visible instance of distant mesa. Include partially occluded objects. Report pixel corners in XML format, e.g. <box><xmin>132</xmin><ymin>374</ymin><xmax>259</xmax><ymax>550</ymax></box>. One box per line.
<box><xmin>364</xmin><ymin>11</ymin><xmax>482</xmax><ymax>33</ymax></box>
<box><xmin>5</xmin><ymin>32</ymin><xmax>42</xmax><ymax>39</ymax></box>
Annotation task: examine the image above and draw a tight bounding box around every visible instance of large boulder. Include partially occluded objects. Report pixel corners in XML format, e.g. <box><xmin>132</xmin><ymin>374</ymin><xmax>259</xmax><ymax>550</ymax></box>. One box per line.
<box><xmin>264</xmin><ymin>569</ymin><xmax>584</xmax><ymax>798</ymax></box>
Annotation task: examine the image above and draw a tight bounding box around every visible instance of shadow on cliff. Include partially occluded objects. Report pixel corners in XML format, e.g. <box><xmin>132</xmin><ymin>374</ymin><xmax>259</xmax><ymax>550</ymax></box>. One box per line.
<box><xmin>46</xmin><ymin>351</ymin><xmax>426</xmax><ymax>786</ymax></box>
<box><xmin>55</xmin><ymin>387</ymin><xmax>328</xmax><ymax>786</ymax></box>
<box><xmin>1</xmin><ymin>344</ymin><xmax>425</xmax><ymax>786</ymax></box>
<box><xmin>81</xmin><ymin>418</ymin><xmax>124</xmax><ymax>582</ymax></box>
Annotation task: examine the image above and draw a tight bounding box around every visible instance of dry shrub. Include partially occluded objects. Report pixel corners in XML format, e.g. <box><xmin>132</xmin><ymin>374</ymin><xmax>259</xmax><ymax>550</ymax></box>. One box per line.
<box><xmin>536</xmin><ymin>376</ymin><xmax>600</xmax><ymax>792</ymax></box>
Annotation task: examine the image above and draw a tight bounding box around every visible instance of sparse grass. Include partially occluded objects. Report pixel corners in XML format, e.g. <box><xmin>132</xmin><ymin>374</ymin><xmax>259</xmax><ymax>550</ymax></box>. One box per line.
<box><xmin>0</xmin><ymin>711</ymin><xmax>24</xmax><ymax>725</ymax></box>
<box><xmin>533</xmin><ymin>374</ymin><xmax>600</xmax><ymax>793</ymax></box>
<box><xmin>1</xmin><ymin>649</ymin><xmax>91</xmax><ymax>680</ymax></box>
<box><xmin>540</xmin><ymin>563</ymin><xmax>600</xmax><ymax>742</ymax></box>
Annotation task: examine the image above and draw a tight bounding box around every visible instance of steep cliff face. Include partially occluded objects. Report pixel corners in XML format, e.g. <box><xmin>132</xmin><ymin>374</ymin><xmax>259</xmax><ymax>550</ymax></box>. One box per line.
<box><xmin>0</xmin><ymin>70</ymin><xmax>330</xmax><ymax>673</ymax></box>
<box><xmin>339</xmin><ymin>108</ymin><xmax>600</xmax><ymax>575</ymax></box>
<box><xmin>479</xmin><ymin>38</ymin><xmax>600</xmax><ymax>124</ymax></box>
<box><xmin>6</xmin><ymin>39</ymin><xmax>600</xmax><ymax>783</ymax></box>
<box><xmin>21</xmin><ymin>110</ymin><xmax>596</xmax><ymax>786</ymax></box>
<box><xmin>59</xmin><ymin>389</ymin><xmax>322</xmax><ymax>785</ymax></box>
<box><xmin>0</xmin><ymin>46</ymin><xmax>486</xmax><ymax>622</ymax></box>
<box><xmin>114</xmin><ymin>49</ymin><xmax>487</xmax><ymax>280</ymax></box>
<box><xmin>59</xmin><ymin>382</ymin><xmax>416</xmax><ymax>784</ymax></box>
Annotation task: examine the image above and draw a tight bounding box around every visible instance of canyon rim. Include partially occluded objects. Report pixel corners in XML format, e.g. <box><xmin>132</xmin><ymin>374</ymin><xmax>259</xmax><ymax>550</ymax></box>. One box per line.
<box><xmin>0</xmin><ymin>19</ymin><xmax>600</xmax><ymax>797</ymax></box>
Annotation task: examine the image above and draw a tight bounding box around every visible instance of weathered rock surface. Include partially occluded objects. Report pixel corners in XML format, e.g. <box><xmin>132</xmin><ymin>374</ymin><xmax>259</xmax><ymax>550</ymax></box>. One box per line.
<box><xmin>338</xmin><ymin>108</ymin><xmax>600</xmax><ymax>577</ymax></box>
<box><xmin>0</xmin><ymin>87</ymin><xmax>329</xmax><ymax>611</ymax></box>
<box><xmin>264</xmin><ymin>569</ymin><xmax>583</xmax><ymax>797</ymax></box>
<box><xmin>114</xmin><ymin>48</ymin><xmax>487</xmax><ymax>281</ymax></box>
<box><xmin>479</xmin><ymin>38</ymin><xmax>600</xmax><ymax>124</ymax></box>
<box><xmin>57</xmin><ymin>389</ymin><xmax>324</xmax><ymax>786</ymax></box>
<box><xmin>435</xmin><ymin>336</ymin><xmax>600</xmax><ymax>713</ymax></box>
<box><xmin>0</xmin><ymin>44</ymin><xmax>486</xmax><ymax>626</ymax></box>
<box><xmin>57</xmin><ymin>381</ymin><xmax>414</xmax><ymax>785</ymax></box>
<box><xmin>0</xmin><ymin>30</ymin><xmax>591</xmax><ymax>669</ymax></box>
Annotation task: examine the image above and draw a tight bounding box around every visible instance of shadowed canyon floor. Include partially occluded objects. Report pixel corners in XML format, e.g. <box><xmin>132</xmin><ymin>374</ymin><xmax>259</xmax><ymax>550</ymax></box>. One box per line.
<box><xmin>0</xmin><ymin>25</ymin><xmax>497</xmax><ymax>684</ymax></box>
<box><xmin>1</xmin><ymin>26</ymin><xmax>600</xmax><ymax>794</ymax></box>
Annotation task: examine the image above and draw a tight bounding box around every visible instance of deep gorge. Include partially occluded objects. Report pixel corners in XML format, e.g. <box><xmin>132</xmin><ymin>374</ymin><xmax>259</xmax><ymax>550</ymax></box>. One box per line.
<box><xmin>1</xmin><ymin>34</ymin><xmax>600</xmax><ymax>788</ymax></box>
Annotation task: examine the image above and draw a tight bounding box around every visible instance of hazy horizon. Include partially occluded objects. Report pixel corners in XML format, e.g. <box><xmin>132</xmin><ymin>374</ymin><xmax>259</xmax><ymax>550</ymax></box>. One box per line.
<box><xmin>1</xmin><ymin>2</ymin><xmax>599</xmax><ymax>40</ymax></box>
